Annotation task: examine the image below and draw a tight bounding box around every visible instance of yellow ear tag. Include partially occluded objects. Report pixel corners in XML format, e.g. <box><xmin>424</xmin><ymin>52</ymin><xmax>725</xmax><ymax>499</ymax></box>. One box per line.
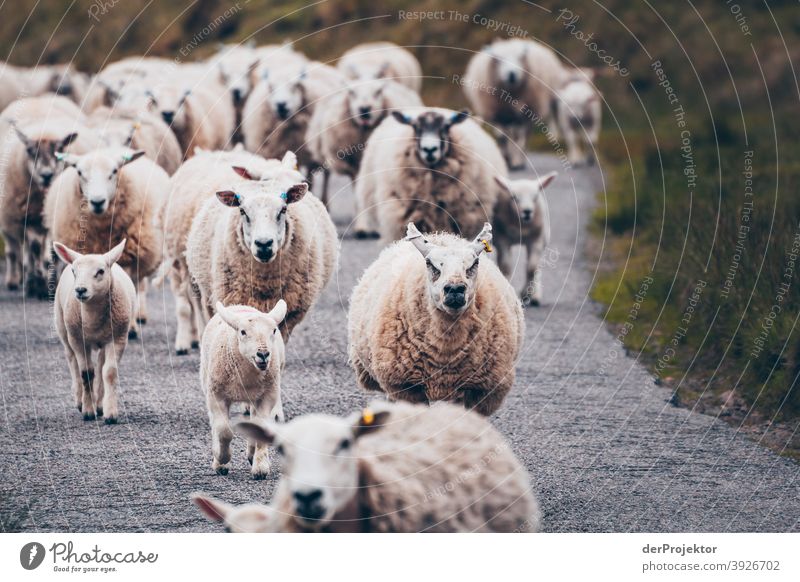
<box><xmin>362</xmin><ymin>408</ymin><xmax>375</xmax><ymax>425</ymax></box>
<box><xmin>133</xmin><ymin>122</ymin><xmax>141</xmax><ymax>130</ymax></box>
<box><xmin>481</xmin><ymin>239</ymin><xmax>492</xmax><ymax>253</ymax></box>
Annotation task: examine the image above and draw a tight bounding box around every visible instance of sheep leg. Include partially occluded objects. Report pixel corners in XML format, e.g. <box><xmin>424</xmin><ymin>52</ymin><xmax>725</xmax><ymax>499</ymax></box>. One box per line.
<box><xmin>352</xmin><ymin>357</ymin><xmax>381</xmax><ymax>393</ymax></box>
<box><xmin>249</xmin><ymin>398</ymin><xmax>274</xmax><ymax>479</ymax></box>
<box><xmin>463</xmin><ymin>386</ymin><xmax>507</xmax><ymax>416</ymax></box>
<box><xmin>101</xmin><ymin>338</ymin><xmax>126</xmax><ymax>424</ymax></box>
<box><xmin>65</xmin><ymin>347</ymin><xmax>82</xmax><ymax>411</ymax></box>
<box><xmin>494</xmin><ymin>126</ymin><xmax>512</xmax><ymax>168</ymax></box>
<box><xmin>3</xmin><ymin>234</ymin><xmax>22</xmax><ymax>290</ymax></box>
<box><xmin>94</xmin><ymin>348</ymin><xmax>106</xmax><ymax>418</ymax></box>
<box><xmin>565</xmin><ymin>127</ymin><xmax>583</xmax><ymax>167</ymax></box>
<box><xmin>136</xmin><ymin>279</ymin><xmax>148</xmax><ymax>324</ymax></box>
<box><xmin>494</xmin><ymin>239</ymin><xmax>514</xmax><ymax>279</ymax></box>
<box><xmin>172</xmin><ymin>276</ymin><xmax>194</xmax><ymax>355</ymax></box>
<box><xmin>510</xmin><ymin>125</ymin><xmax>529</xmax><ymax>169</ymax></box>
<box><xmin>70</xmin><ymin>340</ymin><xmax>96</xmax><ymax>421</ymax></box>
<box><xmin>269</xmin><ymin>391</ymin><xmax>285</xmax><ymax>423</ymax></box>
<box><xmin>353</xmin><ymin>181</ymin><xmax>372</xmax><ymax>239</ymax></box>
<box><xmin>522</xmin><ymin>237</ymin><xmax>545</xmax><ymax>307</ymax></box>
<box><xmin>585</xmin><ymin>122</ymin><xmax>600</xmax><ymax>166</ymax></box>
<box><xmin>317</xmin><ymin>168</ymin><xmax>331</xmax><ymax>208</ymax></box>
<box><xmin>23</xmin><ymin>231</ymin><xmax>47</xmax><ymax>299</ymax></box>
<box><xmin>207</xmin><ymin>394</ymin><xmax>232</xmax><ymax>475</ymax></box>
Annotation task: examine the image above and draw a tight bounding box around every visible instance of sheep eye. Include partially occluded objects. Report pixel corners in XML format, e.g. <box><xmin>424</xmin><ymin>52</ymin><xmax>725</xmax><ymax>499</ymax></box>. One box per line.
<box><xmin>276</xmin><ymin>444</ymin><xmax>285</xmax><ymax>456</ymax></box>
<box><xmin>277</xmin><ymin>207</ymin><xmax>287</xmax><ymax>219</ymax></box>
<box><xmin>338</xmin><ymin>438</ymin><xmax>351</xmax><ymax>452</ymax></box>
<box><xmin>239</xmin><ymin>209</ymin><xmax>249</xmax><ymax>222</ymax></box>
<box><xmin>426</xmin><ymin>259</ymin><xmax>440</xmax><ymax>278</ymax></box>
<box><xmin>77</xmin><ymin>170</ymin><xmax>83</xmax><ymax>177</ymax></box>
<box><xmin>240</xmin><ymin>329</ymin><xmax>246</xmax><ymax>336</ymax></box>
<box><xmin>111</xmin><ymin>168</ymin><xmax>117</xmax><ymax>176</ymax></box>
<box><xmin>95</xmin><ymin>268</ymin><xmax>104</xmax><ymax>278</ymax></box>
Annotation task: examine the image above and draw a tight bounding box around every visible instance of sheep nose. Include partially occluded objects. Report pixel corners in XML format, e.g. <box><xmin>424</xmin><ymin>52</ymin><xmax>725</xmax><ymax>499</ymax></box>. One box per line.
<box><xmin>444</xmin><ymin>283</ymin><xmax>467</xmax><ymax>295</ymax></box>
<box><xmin>508</xmin><ymin>71</ymin><xmax>518</xmax><ymax>84</ymax></box>
<box><xmin>275</xmin><ymin>102</ymin><xmax>289</xmax><ymax>119</ymax></box>
<box><xmin>74</xmin><ymin>287</ymin><xmax>87</xmax><ymax>298</ymax></box>
<box><xmin>522</xmin><ymin>209</ymin><xmax>533</xmax><ymax>221</ymax></box>
<box><xmin>161</xmin><ymin>111</ymin><xmax>174</xmax><ymax>124</ymax></box>
<box><xmin>232</xmin><ymin>88</ymin><xmax>243</xmax><ymax>103</ymax></box>
<box><xmin>293</xmin><ymin>489</ymin><xmax>324</xmax><ymax>520</ymax></box>
<box><xmin>90</xmin><ymin>200</ymin><xmax>105</xmax><ymax>213</ymax></box>
<box><xmin>254</xmin><ymin>239</ymin><xmax>274</xmax><ymax>261</ymax></box>
<box><xmin>256</xmin><ymin>351</ymin><xmax>269</xmax><ymax>362</ymax></box>
<box><xmin>422</xmin><ymin>146</ymin><xmax>438</xmax><ymax>154</ymax></box>
<box><xmin>358</xmin><ymin>106</ymin><xmax>371</xmax><ymax>118</ymax></box>
<box><xmin>40</xmin><ymin>172</ymin><xmax>53</xmax><ymax>187</ymax></box>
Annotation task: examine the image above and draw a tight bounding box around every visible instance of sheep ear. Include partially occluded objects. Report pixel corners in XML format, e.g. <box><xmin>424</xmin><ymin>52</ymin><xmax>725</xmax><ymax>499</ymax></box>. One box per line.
<box><xmin>104</xmin><ymin>239</ymin><xmax>126</xmax><ymax>267</ymax></box>
<box><xmin>190</xmin><ymin>493</ymin><xmax>231</xmax><ymax>523</ymax></box>
<box><xmin>233</xmin><ymin>419</ymin><xmax>278</xmax><ymax>445</ymax></box>
<box><xmin>121</xmin><ymin>150</ymin><xmax>145</xmax><ymax>166</ymax></box>
<box><xmin>281</xmin><ymin>151</ymin><xmax>298</xmax><ymax>170</ymax></box>
<box><xmin>231</xmin><ymin>166</ymin><xmax>256</xmax><ymax>180</ymax></box>
<box><xmin>405</xmin><ymin>222</ymin><xmax>431</xmax><ymax>257</ymax></box>
<box><xmin>494</xmin><ymin>174</ymin><xmax>512</xmax><ymax>193</ymax></box>
<box><xmin>351</xmin><ymin>408</ymin><xmax>391</xmax><ymax>439</ymax></box>
<box><xmin>216</xmin><ymin>191</ymin><xmax>240</xmax><ymax>207</ymax></box>
<box><xmin>376</xmin><ymin>62</ymin><xmax>390</xmax><ymax>79</ymax></box>
<box><xmin>60</xmin><ymin>132</ymin><xmax>79</xmax><ymax>149</ymax></box>
<box><xmin>268</xmin><ymin>299</ymin><xmax>287</xmax><ymax>325</ymax></box>
<box><xmin>391</xmin><ymin>111</ymin><xmax>412</xmax><ymax>126</ymax></box>
<box><xmin>11</xmin><ymin>123</ymin><xmax>31</xmax><ymax>147</ymax></box>
<box><xmin>215</xmin><ymin>302</ymin><xmax>239</xmax><ymax>330</ymax></box>
<box><xmin>447</xmin><ymin>109</ymin><xmax>470</xmax><ymax>127</ymax></box>
<box><xmin>284</xmin><ymin>182</ymin><xmax>307</xmax><ymax>204</ymax></box>
<box><xmin>533</xmin><ymin>171</ymin><xmax>557</xmax><ymax>191</ymax></box>
<box><xmin>53</xmin><ymin>241</ymin><xmax>81</xmax><ymax>265</ymax></box>
<box><xmin>470</xmin><ymin>223</ymin><xmax>493</xmax><ymax>256</ymax></box>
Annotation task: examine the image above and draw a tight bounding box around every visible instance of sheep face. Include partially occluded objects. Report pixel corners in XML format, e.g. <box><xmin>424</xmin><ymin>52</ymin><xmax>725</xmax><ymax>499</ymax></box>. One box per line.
<box><xmin>216</xmin><ymin>174</ymin><xmax>308</xmax><ymax>263</ymax></box>
<box><xmin>215</xmin><ymin>300</ymin><xmax>287</xmax><ymax>371</ymax></box>
<box><xmin>13</xmin><ymin>125</ymin><xmax>78</xmax><ymax>189</ymax></box>
<box><xmin>146</xmin><ymin>85</ymin><xmax>191</xmax><ymax>128</ymax></box>
<box><xmin>233</xmin><ymin>409</ymin><xmax>391</xmax><ymax>530</ymax></box>
<box><xmin>559</xmin><ymin>81</ymin><xmax>599</xmax><ymax>126</ymax></box>
<box><xmin>218</xmin><ymin>58</ymin><xmax>258</xmax><ymax>105</ymax></box>
<box><xmin>489</xmin><ymin>43</ymin><xmax>528</xmax><ymax>89</ymax></box>
<box><xmin>494</xmin><ymin>172</ymin><xmax>557</xmax><ymax>224</ymax></box>
<box><xmin>57</xmin><ymin>149</ymin><xmax>145</xmax><ymax>215</ymax></box>
<box><xmin>53</xmin><ymin>239</ymin><xmax>126</xmax><ymax>303</ymax></box>
<box><xmin>346</xmin><ymin>79</ymin><xmax>387</xmax><ymax>129</ymax></box>
<box><xmin>191</xmin><ymin>493</ymin><xmax>276</xmax><ymax>533</ymax></box>
<box><xmin>406</xmin><ymin>222</ymin><xmax>493</xmax><ymax>316</ymax></box>
<box><xmin>266</xmin><ymin>72</ymin><xmax>306</xmax><ymax>121</ymax></box>
<box><xmin>391</xmin><ymin>109</ymin><xmax>469</xmax><ymax>168</ymax></box>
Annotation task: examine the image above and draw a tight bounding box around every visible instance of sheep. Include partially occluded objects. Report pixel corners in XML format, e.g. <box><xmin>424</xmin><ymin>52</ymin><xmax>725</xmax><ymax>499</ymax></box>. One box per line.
<box><xmin>225</xmin><ymin>401</ymin><xmax>541</xmax><ymax>532</ymax></box>
<box><xmin>0</xmin><ymin>63</ymin><xmax>25</xmax><ymax>111</ymax></box>
<box><xmin>493</xmin><ymin>172</ymin><xmax>558</xmax><ymax>307</ymax></box>
<box><xmin>553</xmin><ymin>74</ymin><xmax>602</xmax><ymax>166</ymax></box>
<box><xmin>242</xmin><ymin>61</ymin><xmax>346</xmax><ymax>202</ymax></box>
<box><xmin>44</xmin><ymin>146</ymin><xmax>168</xmax><ymax>330</ymax></box>
<box><xmin>200</xmin><ymin>300</ymin><xmax>287</xmax><ymax>479</ymax></box>
<box><xmin>52</xmin><ymin>240</ymin><xmax>136</xmax><ymax>424</ymax></box>
<box><xmin>207</xmin><ymin>43</ymin><xmax>260</xmax><ymax>142</ymax></box>
<box><xmin>251</xmin><ymin>43</ymin><xmax>308</xmax><ymax>80</ymax></box>
<box><xmin>306</xmin><ymin>77</ymin><xmax>421</xmax><ymax>207</ymax></box>
<box><xmin>160</xmin><ymin>148</ymin><xmax>289</xmax><ymax>354</ymax></box>
<box><xmin>186</xmin><ymin>151</ymin><xmax>338</xmax><ymax>342</ymax></box>
<box><xmin>0</xmin><ymin>95</ymin><xmax>100</xmax><ymax>296</ymax></box>
<box><xmin>87</xmin><ymin>106</ymin><xmax>183</xmax><ymax>175</ymax></box>
<box><xmin>354</xmin><ymin>107</ymin><xmax>506</xmax><ymax>241</ymax></box>
<box><xmin>338</xmin><ymin>41</ymin><xmax>423</xmax><ymax>93</ymax></box>
<box><xmin>348</xmin><ymin>222</ymin><xmax>523</xmax><ymax>416</ymax></box>
<box><xmin>191</xmin><ymin>493</ymin><xmax>278</xmax><ymax>532</ymax></box>
<box><xmin>462</xmin><ymin>39</ymin><xmax>569</xmax><ymax>169</ymax></box>
<box><xmin>3</xmin><ymin>63</ymin><xmax>90</xmax><ymax>104</ymax></box>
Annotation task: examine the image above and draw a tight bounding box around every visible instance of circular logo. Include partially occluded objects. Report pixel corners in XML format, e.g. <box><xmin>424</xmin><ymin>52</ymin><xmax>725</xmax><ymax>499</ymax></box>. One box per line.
<box><xmin>20</xmin><ymin>542</ymin><xmax>46</xmax><ymax>570</ymax></box>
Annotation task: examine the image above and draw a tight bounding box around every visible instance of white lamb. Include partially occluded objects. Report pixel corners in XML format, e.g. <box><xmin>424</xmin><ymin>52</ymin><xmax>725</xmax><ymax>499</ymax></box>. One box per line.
<box><xmin>553</xmin><ymin>74</ymin><xmax>602</xmax><ymax>166</ymax></box>
<box><xmin>44</xmin><ymin>147</ymin><xmax>168</xmax><ymax>330</ymax></box>
<box><xmin>306</xmin><ymin>77</ymin><xmax>422</xmax><ymax>207</ymax></box>
<box><xmin>200</xmin><ymin>300</ymin><xmax>287</xmax><ymax>479</ymax></box>
<box><xmin>53</xmin><ymin>240</ymin><xmax>136</xmax><ymax>424</ymax></box>
<box><xmin>219</xmin><ymin>401</ymin><xmax>541</xmax><ymax>532</ymax></box>
<box><xmin>354</xmin><ymin>107</ymin><xmax>506</xmax><ymax>241</ymax></box>
<box><xmin>338</xmin><ymin>41</ymin><xmax>423</xmax><ymax>93</ymax></box>
<box><xmin>348</xmin><ymin>223</ymin><xmax>523</xmax><ymax>416</ymax></box>
<box><xmin>186</xmin><ymin>151</ymin><xmax>338</xmax><ymax>342</ymax></box>
<box><xmin>462</xmin><ymin>38</ymin><xmax>569</xmax><ymax>169</ymax></box>
<box><xmin>493</xmin><ymin>172</ymin><xmax>558</xmax><ymax>306</ymax></box>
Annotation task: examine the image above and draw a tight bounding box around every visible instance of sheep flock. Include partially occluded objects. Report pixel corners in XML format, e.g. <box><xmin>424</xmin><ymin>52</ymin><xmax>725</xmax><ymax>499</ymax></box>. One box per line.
<box><xmin>0</xmin><ymin>37</ymin><xmax>602</xmax><ymax>533</ymax></box>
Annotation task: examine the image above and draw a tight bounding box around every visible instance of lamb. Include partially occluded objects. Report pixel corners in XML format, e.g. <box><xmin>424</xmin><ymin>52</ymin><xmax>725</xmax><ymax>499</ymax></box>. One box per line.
<box><xmin>354</xmin><ymin>107</ymin><xmax>506</xmax><ymax>241</ymax></box>
<box><xmin>338</xmin><ymin>42</ymin><xmax>423</xmax><ymax>93</ymax></box>
<box><xmin>191</xmin><ymin>493</ymin><xmax>278</xmax><ymax>532</ymax></box>
<box><xmin>306</xmin><ymin>77</ymin><xmax>421</xmax><ymax>206</ymax></box>
<box><xmin>222</xmin><ymin>401</ymin><xmax>541</xmax><ymax>532</ymax></box>
<box><xmin>160</xmin><ymin>148</ymin><xmax>291</xmax><ymax>354</ymax></box>
<box><xmin>87</xmin><ymin>106</ymin><xmax>183</xmax><ymax>175</ymax></box>
<box><xmin>44</xmin><ymin>147</ymin><xmax>168</xmax><ymax>330</ymax></box>
<box><xmin>493</xmin><ymin>172</ymin><xmax>558</xmax><ymax>306</ymax></box>
<box><xmin>348</xmin><ymin>223</ymin><xmax>523</xmax><ymax>416</ymax></box>
<box><xmin>553</xmin><ymin>74</ymin><xmax>602</xmax><ymax>166</ymax></box>
<box><xmin>186</xmin><ymin>151</ymin><xmax>338</xmax><ymax>342</ymax></box>
<box><xmin>462</xmin><ymin>38</ymin><xmax>569</xmax><ymax>169</ymax></box>
<box><xmin>52</xmin><ymin>240</ymin><xmax>136</xmax><ymax>424</ymax></box>
<box><xmin>200</xmin><ymin>300</ymin><xmax>287</xmax><ymax>479</ymax></box>
<box><xmin>242</xmin><ymin>61</ymin><xmax>346</xmax><ymax>197</ymax></box>
<box><xmin>0</xmin><ymin>95</ymin><xmax>100</xmax><ymax>296</ymax></box>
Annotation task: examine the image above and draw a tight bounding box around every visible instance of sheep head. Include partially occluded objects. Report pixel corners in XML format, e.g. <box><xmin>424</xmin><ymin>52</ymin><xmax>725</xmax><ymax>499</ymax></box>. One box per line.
<box><xmin>490</xmin><ymin>41</ymin><xmax>529</xmax><ymax>89</ymax></box>
<box><xmin>266</xmin><ymin>68</ymin><xmax>307</xmax><ymax>121</ymax></box>
<box><xmin>12</xmin><ymin>122</ymin><xmax>78</xmax><ymax>189</ymax></box>
<box><xmin>494</xmin><ymin>172</ymin><xmax>557</xmax><ymax>224</ymax></box>
<box><xmin>216</xmin><ymin>48</ymin><xmax>259</xmax><ymax>105</ymax></box>
<box><xmin>146</xmin><ymin>85</ymin><xmax>191</xmax><ymax>128</ymax></box>
<box><xmin>53</xmin><ymin>239</ymin><xmax>126</xmax><ymax>303</ymax></box>
<box><xmin>405</xmin><ymin>221</ymin><xmax>493</xmax><ymax>316</ymax></box>
<box><xmin>233</xmin><ymin>406</ymin><xmax>391</xmax><ymax>530</ymax></box>
<box><xmin>347</xmin><ymin>78</ymin><xmax>388</xmax><ymax>129</ymax></box>
<box><xmin>191</xmin><ymin>493</ymin><xmax>277</xmax><ymax>533</ymax></box>
<box><xmin>391</xmin><ymin>109</ymin><xmax>469</xmax><ymax>168</ymax></box>
<box><xmin>214</xmin><ymin>300</ymin><xmax>287</xmax><ymax>372</ymax></box>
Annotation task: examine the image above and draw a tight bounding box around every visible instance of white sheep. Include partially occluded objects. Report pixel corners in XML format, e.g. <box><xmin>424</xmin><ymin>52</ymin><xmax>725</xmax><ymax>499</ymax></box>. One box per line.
<box><xmin>207</xmin><ymin>43</ymin><xmax>259</xmax><ymax>129</ymax></box>
<box><xmin>348</xmin><ymin>223</ymin><xmax>523</xmax><ymax>416</ymax></box>
<box><xmin>354</xmin><ymin>107</ymin><xmax>506</xmax><ymax>241</ymax></box>
<box><xmin>493</xmin><ymin>172</ymin><xmax>558</xmax><ymax>306</ymax></box>
<box><xmin>0</xmin><ymin>63</ymin><xmax>25</xmax><ymax>112</ymax></box>
<box><xmin>160</xmin><ymin>148</ymin><xmax>290</xmax><ymax>354</ymax></box>
<box><xmin>201</xmin><ymin>300</ymin><xmax>287</xmax><ymax>479</ymax></box>
<box><xmin>251</xmin><ymin>43</ymin><xmax>308</xmax><ymax>80</ymax></box>
<box><xmin>338</xmin><ymin>42</ymin><xmax>423</xmax><ymax>93</ymax></box>
<box><xmin>462</xmin><ymin>39</ymin><xmax>569</xmax><ymax>169</ymax></box>
<box><xmin>223</xmin><ymin>401</ymin><xmax>541</xmax><ymax>532</ymax></box>
<box><xmin>44</xmin><ymin>147</ymin><xmax>168</xmax><ymax>331</ymax></box>
<box><xmin>53</xmin><ymin>240</ymin><xmax>136</xmax><ymax>424</ymax></box>
<box><xmin>553</xmin><ymin>74</ymin><xmax>602</xmax><ymax>166</ymax></box>
<box><xmin>0</xmin><ymin>95</ymin><xmax>100</xmax><ymax>296</ymax></box>
<box><xmin>306</xmin><ymin>77</ymin><xmax>422</xmax><ymax>207</ymax></box>
<box><xmin>191</xmin><ymin>493</ymin><xmax>278</xmax><ymax>532</ymax></box>
<box><xmin>186</xmin><ymin>151</ymin><xmax>338</xmax><ymax>342</ymax></box>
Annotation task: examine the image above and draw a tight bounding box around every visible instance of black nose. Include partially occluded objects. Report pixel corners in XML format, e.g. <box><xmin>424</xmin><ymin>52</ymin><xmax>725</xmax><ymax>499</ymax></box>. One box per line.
<box><xmin>358</xmin><ymin>106</ymin><xmax>371</xmax><ymax>119</ymax></box>
<box><xmin>254</xmin><ymin>239</ymin><xmax>274</xmax><ymax>261</ymax></box>
<box><xmin>508</xmin><ymin>71</ymin><xmax>517</xmax><ymax>84</ymax></box>
<box><xmin>444</xmin><ymin>283</ymin><xmax>466</xmax><ymax>295</ymax></box>
<box><xmin>522</xmin><ymin>209</ymin><xmax>533</xmax><ymax>221</ymax></box>
<box><xmin>293</xmin><ymin>490</ymin><xmax>324</xmax><ymax>520</ymax></box>
<box><xmin>161</xmin><ymin>111</ymin><xmax>174</xmax><ymax>124</ymax></box>
<box><xmin>443</xmin><ymin>283</ymin><xmax>467</xmax><ymax>309</ymax></box>
<box><xmin>232</xmin><ymin>88</ymin><xmax>243</xmax><ymax>103</ymax></box>
<box><xmin>276</xmin><ymin>102</ymin><xmax>289</xmax><ymax>119</ymax></box>
<box><xmin>254</xmin><ymin>239</ymin><xmax>273</xmax><ymax>251</ymax></box>
<box><xmin>256</xmin><ymin>351</ymin><xmax>269</xmax><ymax>361</ymax></box>
<box><xmin>40</xmin><ymin>172</ymin><xmax>53</xmax><ymax>186</ymax></box>
<box><xmin>90</xmin><ymin>200</ymin><xmax>105</xmax><ymax>213</ymax></box>
<box><xmin>74</xmin><ymin>287</ymin><xmax>87</xmax><ymax>297</ymax></box>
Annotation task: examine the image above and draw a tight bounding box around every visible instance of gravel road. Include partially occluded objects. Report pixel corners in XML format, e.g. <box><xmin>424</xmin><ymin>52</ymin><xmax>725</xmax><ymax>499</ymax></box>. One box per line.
<box><xmin>1</xmin><ymin>154</ymin><xmax>798</xmax><ymax>532</ymax></box>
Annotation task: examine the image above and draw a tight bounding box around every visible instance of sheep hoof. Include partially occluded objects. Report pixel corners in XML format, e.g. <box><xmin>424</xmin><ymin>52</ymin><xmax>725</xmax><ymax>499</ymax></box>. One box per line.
<box><xmin>96</xmin><ymin>407</ymin><xmax>103</xmax><ymax>417</ymax></box>
<box><xmin>104</xmin><ymin>416</ymin><xmax>117</xmax><ymax>425</ymax></box>
<box><xmin>215</xmin><ymin>466</ymin><xmax>229</xmax><ymax>476</ymax></box>
<box><xmin>522</xmin><ymin>295</ymin><xmax>541</xmax><ymax>307</ymax></box>
<box><xmin>76</xmin><ymin>403</ymin><xmax>82</xmax><ymax>412</ymax></box>
<box><xmin>191</xmin><ymin>340</ymin><xmax>200</xmax><ymax>349</ymax></box>
<box><xmin>83</xmin><ymin>412</ymin><xmax>96</xmax><ymax>421</ymax></box>
<box><xmin>7</xmin><ymin>283</ymin><xmax>19</xmax><ymax>291</ymax></box>
<box><xmin>247</xmin><ymin>456</ymin><xmax>254</xmax><ymax>466</ymax></box>
<box><xmin>176</xmin><ymin>348</ymin><xmax>189</xmax><ymax>356</ymax></box>
<box><xmin>136</xmin><ymin>317</ymin><xmax>147</xmax><ymax>324</ymax></box>
<box><xmin>251</xmin><ymin>471</ymin><xmax>268</xmax><ymax>481</ymax></box>
<box><xmin>128</xmin><ymin>329</ymin><xmax>138</xmax><ymax>340</ymax></box>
